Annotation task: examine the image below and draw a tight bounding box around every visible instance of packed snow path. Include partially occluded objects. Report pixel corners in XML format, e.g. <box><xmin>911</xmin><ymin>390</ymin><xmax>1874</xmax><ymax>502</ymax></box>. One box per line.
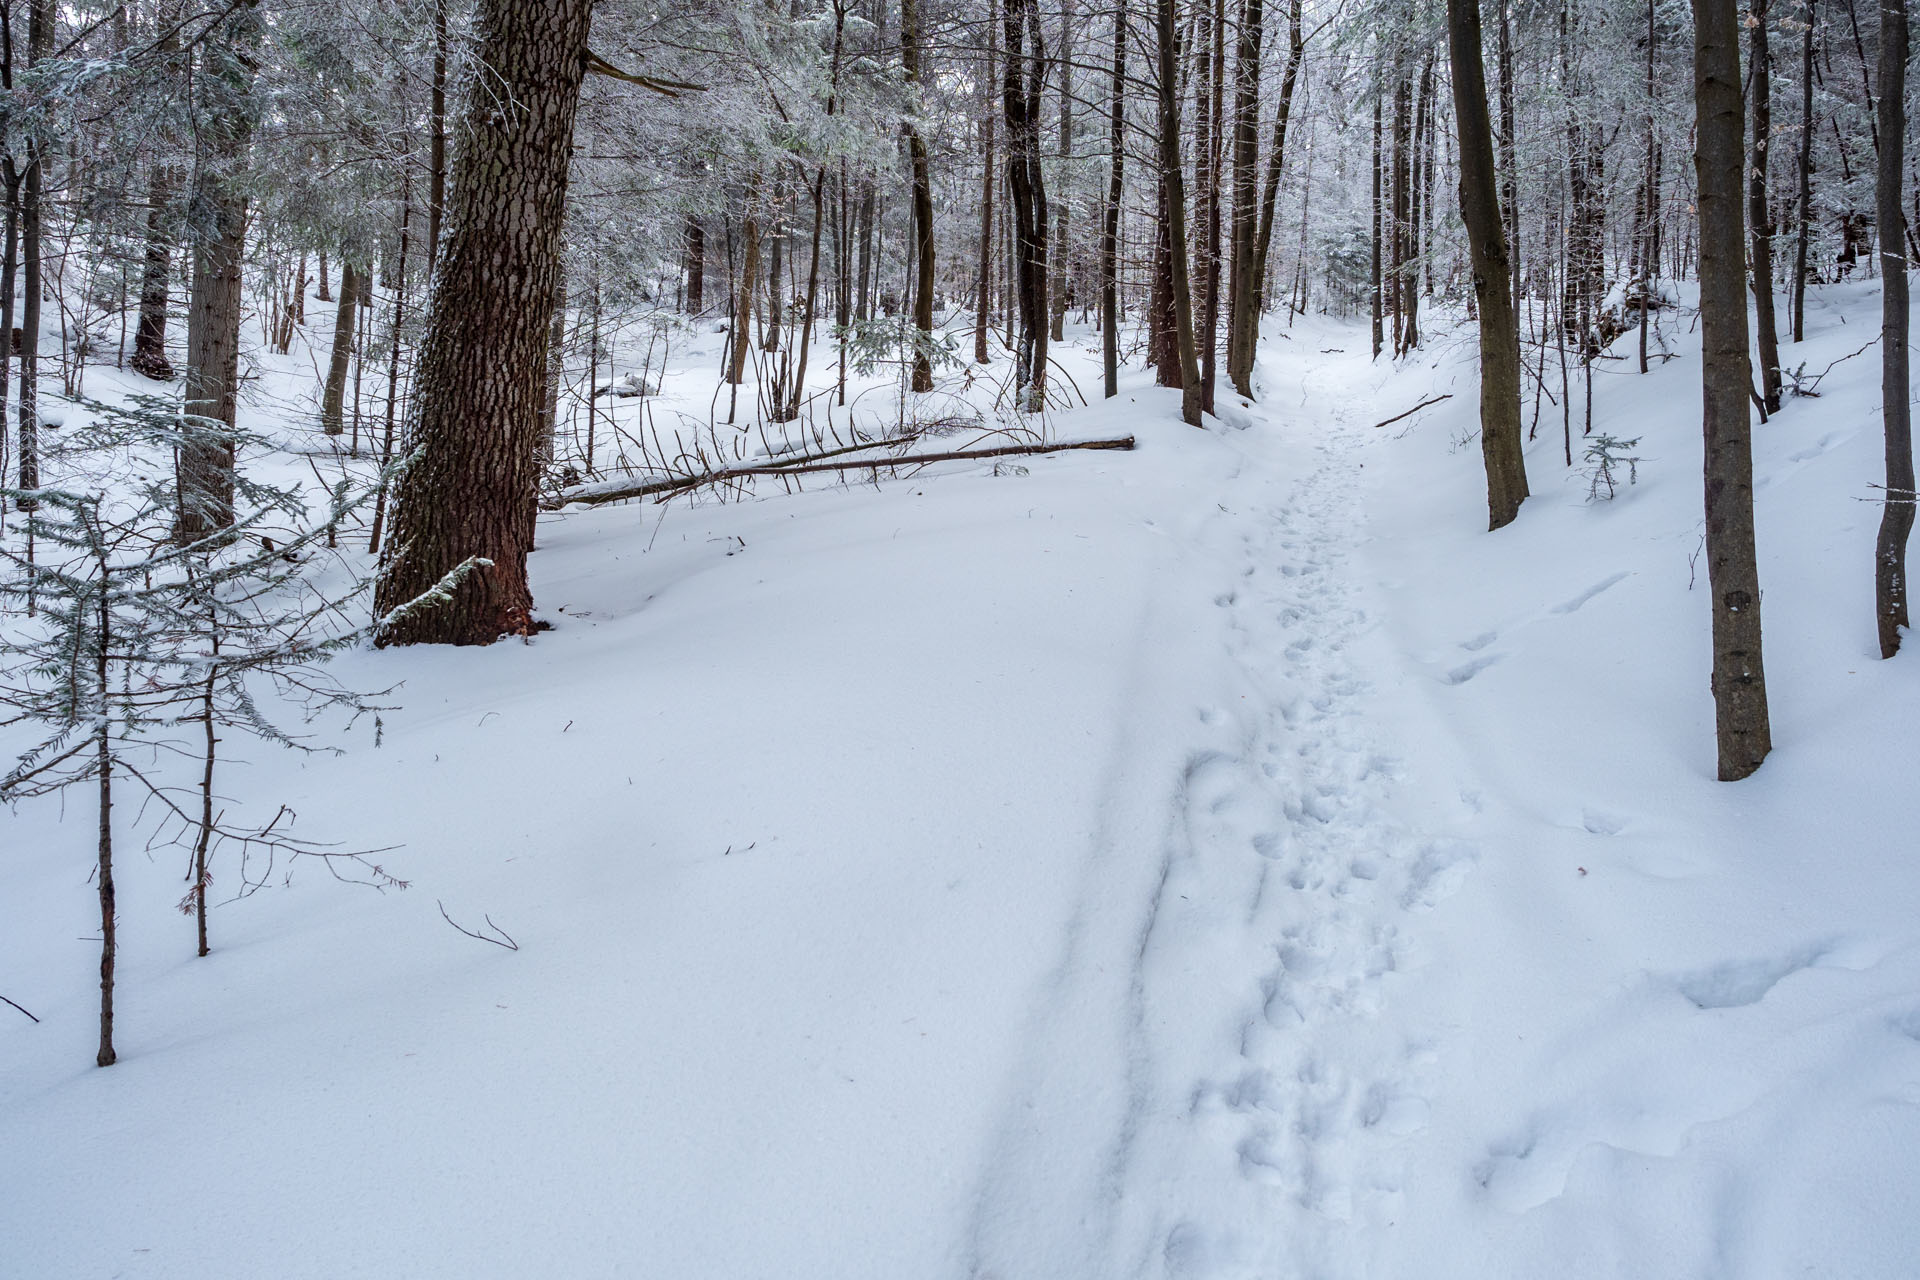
<box><xmin>968</xmin><ymin>391</ymin><xmax>1477</xmax><ymax>1280</ymax></box>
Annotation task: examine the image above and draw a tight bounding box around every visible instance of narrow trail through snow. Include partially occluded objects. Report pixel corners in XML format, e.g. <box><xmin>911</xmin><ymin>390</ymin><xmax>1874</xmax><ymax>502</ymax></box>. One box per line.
<box><xmin>970</xmin><ymin>382</ymin><xmax>1477</xmax><ymax>1280</ymax></box>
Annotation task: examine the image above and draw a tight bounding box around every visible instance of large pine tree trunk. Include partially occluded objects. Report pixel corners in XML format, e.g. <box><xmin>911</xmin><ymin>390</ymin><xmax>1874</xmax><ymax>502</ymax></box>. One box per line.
<box><xmin>177</xmin><ymin>7</ymin><xmax>258</xmax><ymax>539</ymax></box>
<box><xmin>1875</xmin><ymin>0</ymin><xmax>1913</xmax><ymax>657</ymax></box>
<box><xmin>1749</xmin><ymin>0</ymin><xmax>1783</xmax><ymax>411</ymax></box>
<box><xmin>130</xmin><ymin>163</ymin><xmax>175</xmax><ymax>380</ymax></box>
<box><xmin>320</xmin><ymin>261</ymin><xmax>359</xmax><ymax>436</ymax></box>
<box><xmin>1692</xmin><ymin>0</ymin><xmax>1773</xmax><ymax>778</ymax></box>
<box><xmin>372</xmin><ymin>0</ymin><xmax>594</xmax><ymax>646</ymax></box>
<box><xmin>1447</xmin><ymin>0</ymin><xmax>1529</xmax><ymax>530</ymax></box>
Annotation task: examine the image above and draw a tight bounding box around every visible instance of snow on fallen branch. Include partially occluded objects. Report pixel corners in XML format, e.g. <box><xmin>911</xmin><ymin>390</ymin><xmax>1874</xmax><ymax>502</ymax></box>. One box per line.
<box><xmin>542</xmin><ymin>435</ymin><xmax>1138</xmax><ymax>510</ymax></box>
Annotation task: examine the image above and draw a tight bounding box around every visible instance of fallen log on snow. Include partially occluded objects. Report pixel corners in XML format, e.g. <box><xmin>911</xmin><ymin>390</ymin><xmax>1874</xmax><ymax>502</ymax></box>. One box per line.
<box><xmin>544</xmin><ymin>435</ymin><xmax>1138</xmax><ymax>509</ymax></box>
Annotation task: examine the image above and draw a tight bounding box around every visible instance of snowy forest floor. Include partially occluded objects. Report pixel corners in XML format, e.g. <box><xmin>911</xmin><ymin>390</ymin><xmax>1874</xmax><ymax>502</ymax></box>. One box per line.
<box><xmin>5</xmin><ymin>282</ymin><xmax>1920</xmax><ymax>1278</ymax></box>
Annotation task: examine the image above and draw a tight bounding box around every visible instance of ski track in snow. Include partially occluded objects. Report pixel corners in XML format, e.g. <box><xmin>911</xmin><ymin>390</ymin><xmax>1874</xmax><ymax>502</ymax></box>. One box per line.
<box><xmin>969</xmin><ymin>394</ymin><xmax>1475</xmax><ymax>1280</ymax></box>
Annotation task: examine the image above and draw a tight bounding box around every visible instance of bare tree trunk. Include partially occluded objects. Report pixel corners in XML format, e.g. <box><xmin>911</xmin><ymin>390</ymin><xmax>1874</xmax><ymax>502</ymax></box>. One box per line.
<box><xmin>1693</xmin><ymin>0</ymin><xmax>1773</xmax><ymax>778</ymax></box>
<box><xmin>1875</xmin><ymin>0</ymin><xmax>1913</xmax><ymax>657</ymax></box>
<box><xmin>1447</xmin><ymin>0</ymin><xmax>1529</xmax><ymax>530</ymax></box>
<box><xmin>131</xmin><ymin>164</ymin><xmax>176</xmax><ymax>380</ymax></box>
<box><xmin>1005</xmin><ymin>0</ymin><xmax>1050</xmax><ymax>410</ymax></box>
<box><xmin>975</xmin><ymin>0</ymin><xmax>997</xmax><ymax>364</ymax></box>
<box><xmin>428</xmin><ymin>0</ymin><xmax>448</xmax><ymax>272</ymax></box>
<box><xmin>1749</xmin><ymin>0</ymin><xmax>1783</xmax><ymax>410</ymax></box>
<box><xmin>1196</xmin><ymin>0</ymin><xmax>1226</xmax><ymax>411</ymax></box>
<box><xmin>1225</xmin><ymin>0</ymin><xmax>1265</xmax><ymax>399</ymax></box>
<box><xmin>320</xmin><ymin>261</ymin><xmax>359</xmax><ymax>435</ymax></box>
<box><xmin>685</xmin><ymin>216</ymin><xmax>705</xmax><ymax>313</ymax></box>
<box><xmin>94</xmin><ymin>581</ymin><xmax>115</xmax><ymax>1068</ymax></box>
<box><xmin>1498</xmin><ymin>0</ymin><xmax>1519</xmax><ymax>314</ymax></box>
<box><xmin>1155</xmin><ymin>0</ymin><xmax>1201</xmax><ymax>423</ymax></box>
<box><xmin>902</xmin><ymin>0</ymin><xmax>935</xmax><ymax>392</ymax></box>
<box><xmin>729</xmin><ymin>216</ymin><xmax>759</xmax><ymax>388</ymax></box>
<box><xmin>545</xmin><ymin>269</ymin><xmax>566</xmax><ymax>462</ymax></box>
<box><xmin>1370</xmin><ymin>93</ymin><xmax>1383</xmax><ymax>361</ymax></box>
<box><xmin>1250</xmin><ymin>0</ymin><xmax>1303</xmax><ymax>301</ymax></box>
<box><xmin>15</xmin><ymin>0</ymin><xmax>47</xmax><ymax>513</ymax></box>
<box><xmin>178</xmin><ymin>4</ymin><xmax>258</xmax><ymax>539</ymax></box>
<box><xmin>1101</xmin><ymin>0</ymin><xmax>1126</xmax><ymax>397</ymax></box>
<box><xmin>372</xmin><ymin>0</ymin><xmax>594</xmax><ymax>646</ymax></box>
<box><xmin>1050</xmin><ymin>0</ymin><xmax>1073</xmax><ymax>345</ymax></box>
<box><xmin>1791</xmin><ymin>0</ymin><xmax>1814</xmax><ymax>343</ymax></box>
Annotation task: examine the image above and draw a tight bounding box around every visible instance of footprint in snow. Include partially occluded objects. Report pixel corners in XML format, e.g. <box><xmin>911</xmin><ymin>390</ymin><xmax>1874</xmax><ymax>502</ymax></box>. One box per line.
<box><xmin>1444</xmin><ymin>653</ymin><xmax>1502</xmax><ymax>685</ymax></box>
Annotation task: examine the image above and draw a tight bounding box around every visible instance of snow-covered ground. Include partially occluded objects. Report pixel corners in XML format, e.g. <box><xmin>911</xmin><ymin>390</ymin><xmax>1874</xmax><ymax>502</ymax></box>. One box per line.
<box><xmin>5</xmin><ymin>282</ymin><xmax>1919</xmax><ymax>1278</ymax></box>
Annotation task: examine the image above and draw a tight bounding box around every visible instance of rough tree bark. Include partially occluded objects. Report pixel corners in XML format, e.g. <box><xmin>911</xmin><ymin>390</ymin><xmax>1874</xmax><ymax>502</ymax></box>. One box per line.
<box><xmin>372</xmin><ymin>0</ymin><xmax>595</xmax><ymax>646</ymax></box>
<box><xmin>1749</xmin><ymin>0</ymin><xmax>1783</xmax><ymax>411</ymax></box>
<box><xmin>901</xmin><ymin>0</ymin><xmax>935</xmax><ymax>392</ymax></box>
<box><xmin>1100</xmin><ymin>0</ymin><xmax>1126</xmax><ymax>398</ymax></box>
<box><xmin>1225</xmin><ymin>0</ymin><xmax>1266</xmax><ymax>400</ymax></box>
<box><xmin>1447</xmin><ymin>0</ymin><xmax>1529</xmax><ymax>530</ymax></box>
<box><xmin>320</xmin><ymin>261</ymin><xmax>359</xmax><ymax>436</ymax></box>
<box><xmin>975</xmin><ymin>0</ymin><xmax>997</xmax><ymax>364</ymax></box>
<box><xmin>1692</xmin><ymin>0</ymin><xmax>1773</xmax><ymax>777</ymax></box>
<box><xmin>1155</xmin><ymin>0</ymin><xmax>1202</xmax><ymax>423</ymax></box>
<box><xmin>1004</xmin><ymin>0</ymin><xmax>1050</xmax><ymax>410</ymax></box>
<box><xmin>177</xmin><ymin>5</ymin><xmax>259</xmax><ymax>539</ymax></box>
<box><xmin>1875</xmin><ymin>0</ymin><xmax>1913</xmax><ymax>657</ymax></box>
<box><xmin>15</xmin><ymin>0</ymin><xmax>48</xmax><ymax>512</ymax></box>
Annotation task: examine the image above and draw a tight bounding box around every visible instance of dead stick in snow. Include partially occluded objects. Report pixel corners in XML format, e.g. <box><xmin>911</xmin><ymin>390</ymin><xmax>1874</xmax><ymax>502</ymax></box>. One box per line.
<box><xmin>1371</xmin><ymin>394</ymin><xmax>1453</xmax><ymax>429</ymax></box>
<box><xmin>546</xmin><ymin>435</ymin><xmax>1137</xmax><ymax>509</ymax></box>
<box><xmin>1</xmin><ymin>993</ymin><xmax>40</xmax><ymax>1023</ymax></box>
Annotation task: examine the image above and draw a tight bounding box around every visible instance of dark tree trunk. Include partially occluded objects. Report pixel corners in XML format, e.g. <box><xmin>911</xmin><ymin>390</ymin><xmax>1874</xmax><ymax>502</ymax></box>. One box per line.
<box><xmin>131</xmin><ymin>164</ymin><xmax>176</xmax><ymax>380</ymax></box>
<box><xmin>1791</xmin><ymin>0</ymin><xmax>1813</xmax><ymax>343</ymax></box>
<box><xmin>1154</xmin><ymin>0</ymin><xmax>1201</xmax><ymax>423</ymax></box>
<box><xmin>976</xmin><ymin>0</ymin><xmax>997</xmax><ymax>364</ymax></box>
<box><xmin>94</xmin><ymin>589</ymin><xmax>115</xmax><ymax>1068</ymax></box>
<box><xmin>1875</xmin><ymin>0</ymin><xmax>1913</xmax><ymax>657</ymax></box>
<box><xmin>15</xmin><ymin>0</ymin><xmax>47</xmax><ymax>512</ymax></box>
<box><xmin>428</xmin><ymin>0</ymin><xmax>448</xmax><ymax>272</ymax></box>
<box><xmin>1448</xmin><ymin>0</ymin><xmax>1529</xmax><ymax>530</ymax></box>
<box><xmin>685</xmin><ymin>216</ymin><xmax>705</xmax><ymax>314</ymax></box>
<box><xmin>1050</xmin><ymin>1</ymin><xmax>1073</xmax><ymax>345</ymax></box>
<box><xmin>902</xmin><ymin>0</ymin><xmax>935</xmax><ymax>392</ymax></box>
<box><xmin>372</xmin><ymin>0</ymin><xmax>595</xmax><ymax>646</ymax></box>
<box><xmin>320</xmin><ymin>261</ymin><xmax>359</xmax><ymax>436</ymax></box>
<box><xmin>1692</xmin><ymin>0</ymin><xmax>1773</xmax><ymax>778</ymax></box>
<box><xmin>1005</xmin><ymin>0</ymin><xmax>1050</xmax><ymax>409</ymax></box>
<box><xmin>1497</xmin><ymin>0</ymin><xmax>1519</xmax><ymax>314</ymax></box>
<box><xmin>178</xmin><ymin>5</ymin><xmax>258</xmax><ymax>539</ymax></box>
<box><xmin>1370</xmin><ymin>93</ymin><xmax>1383</xmax><ymax>361</ymax></box>
<box><xmin>1151</xmin><ymin>177</ymin><xmax>1180</xmax><ymax>384</ymax></box>
<box><xmin>1101</xmin><ymin>0</ymin><xmax>1126</xmax><ymax>397</ymax></box>
<box><xmin>1196</xmin><ymin>0</ymin><xmax>1226</xmax><ymax>411</ymax></box>
<box><xmin>1249</xmin><ymin>0</ymin><xmax>1303</xmax><ymax>307</ymax></box>
<box><xmin>1749</xmin><ymin>0</ymin><xmax>1782</xmax><ymax>410</ymax></box>
<box><xmin>1224</xmin><ymin>0</ymin><xmax>1265</xmax><ymax>399</ymax></box>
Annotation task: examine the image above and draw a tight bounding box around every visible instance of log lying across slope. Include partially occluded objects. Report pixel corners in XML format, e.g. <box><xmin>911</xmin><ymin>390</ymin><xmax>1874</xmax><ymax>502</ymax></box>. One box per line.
<box><xmin>543</xmin><ymin>434</ymin><xmax>1138</xmax><ymax>509</ymax></box>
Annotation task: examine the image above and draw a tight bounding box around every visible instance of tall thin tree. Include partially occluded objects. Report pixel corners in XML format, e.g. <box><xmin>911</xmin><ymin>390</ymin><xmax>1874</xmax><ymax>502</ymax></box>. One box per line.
<box><xmin>1874</xmin><ymin>0</ymin><xmax>1913</xmax><ymax>657</ymax></box>
<box><xmin>1693</xmin><ymin>0</ymin><xmax>1774</xmax><ymax>777</ymax></box>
